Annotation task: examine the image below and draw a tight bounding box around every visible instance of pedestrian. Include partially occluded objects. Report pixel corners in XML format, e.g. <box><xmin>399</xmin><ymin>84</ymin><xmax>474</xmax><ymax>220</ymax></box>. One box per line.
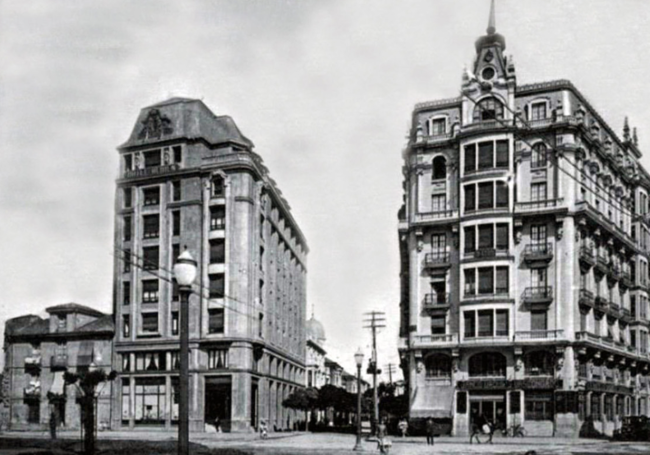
<box><xmin>398</xmin><ymin>418</ymin><xmax>408</xmax><ymax>438</ymax></box>
<box><xmin>425</xmin><ymin>418</ymin><xmax>435</xmax><ymax>445</ymax></box>
<box><xmin>259</xmin><ymin>419</ymin><xmax>268</xmax><ymax>439</ymax></box>
<box><xmin>49</xmin><ymin>408</ymin><xmax>58</xmax><ymax>440</ymax></box>
<box><xmin>470</xmin><ymin>412</ymin><xmax>488</xmax><ymax>444</ymax></box>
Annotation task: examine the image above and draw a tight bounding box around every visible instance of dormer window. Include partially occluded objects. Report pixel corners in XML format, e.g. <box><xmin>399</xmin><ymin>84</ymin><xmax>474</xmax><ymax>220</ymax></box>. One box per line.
<box><xmin>530</xmin><ymin>101</ymin><xmax>547</xmax><ymax>121</ymax></box>
<box><xmin>428</xmin><ymin>117</ymin><xmax>447</xmax><ymax>136</ymax></box>
<box><xmin>473</xmin><ymin>97</ymin><xmax>504</xmax><ymax>122</ymax></box>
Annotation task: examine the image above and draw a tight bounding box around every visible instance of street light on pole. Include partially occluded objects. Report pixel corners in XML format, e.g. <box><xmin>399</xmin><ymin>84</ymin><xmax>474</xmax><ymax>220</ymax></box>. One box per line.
<box><xmin>353</xmin><ymin>348</ymin><xmax>364</xmax><ymax>451</ymax></box>
<box><xmin>174</xmin><ymin>249</ymin><xmax>197</xmax><ymax>455</ymax></box>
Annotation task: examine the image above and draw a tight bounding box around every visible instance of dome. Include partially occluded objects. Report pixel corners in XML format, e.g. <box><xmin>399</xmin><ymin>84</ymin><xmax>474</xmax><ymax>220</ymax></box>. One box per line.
<box><xmin>306</xmin><ymin>316</ymin><xmax>326</xmax><ymax>345</ymax></box>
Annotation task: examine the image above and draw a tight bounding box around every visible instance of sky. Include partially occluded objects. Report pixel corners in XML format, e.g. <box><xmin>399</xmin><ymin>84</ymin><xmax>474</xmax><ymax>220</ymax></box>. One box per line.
<box><xmin>2</xmin><ymin>0</ymin><xmax>650</xmax><ymax>378</ymax></box>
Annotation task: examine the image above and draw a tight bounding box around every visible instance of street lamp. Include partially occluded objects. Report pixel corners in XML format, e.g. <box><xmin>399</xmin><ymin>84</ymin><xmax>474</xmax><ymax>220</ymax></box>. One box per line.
<box><xmin>174</xmin><ymin>249</ymin><xmax>197</xmax><ymax>455</ymax></box>
<box><xmin>353</xmin><ymin>348</ymin><xmax>365</xmax><ymax>451</ymax></box>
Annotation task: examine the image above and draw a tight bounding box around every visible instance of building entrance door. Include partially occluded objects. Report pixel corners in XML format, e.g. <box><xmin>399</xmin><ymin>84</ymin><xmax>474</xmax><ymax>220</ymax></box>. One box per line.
<box><xmin>470</xmin><ymin>393</ymin><xmax>506</xmax><ymax>431</ymax></box>
<box><xmin>205</xmin><ymin>377</ymin><xmax>232</xmax><ymax>432</ymax></box>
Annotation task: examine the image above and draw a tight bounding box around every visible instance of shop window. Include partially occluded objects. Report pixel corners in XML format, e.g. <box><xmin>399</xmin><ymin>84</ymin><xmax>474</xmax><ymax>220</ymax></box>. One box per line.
<box><xmin>590</xmin><ymin>393</ymin><xmax>601</xmax><ymax>420</ymax></box>
<box><xmin>134</xmin><ymin>378</ymin><xmax>165</xmax><ymax>424</ymax></box>
<box><xmin>525</xmin><ymin>391</ymin><xmax>553</xmax><ymax>421</ymax></box>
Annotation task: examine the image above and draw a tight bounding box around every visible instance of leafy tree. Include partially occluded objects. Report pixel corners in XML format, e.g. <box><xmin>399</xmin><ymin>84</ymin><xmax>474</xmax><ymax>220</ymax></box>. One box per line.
<box><xmin>282</xmin><ymin>387</ymin><xmax>319</xmax><ymax>431</ymax></box>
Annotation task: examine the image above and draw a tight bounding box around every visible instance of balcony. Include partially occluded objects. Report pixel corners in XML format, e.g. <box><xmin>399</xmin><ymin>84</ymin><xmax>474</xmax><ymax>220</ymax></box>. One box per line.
<box><xmin>595</xmin><ymin>254</ymin><xmax>609</xmax><ymax>274</ymax></box>
<box><xmin>608</xmin><ymin>302</ymin><xmax>621</xmax><ymax>318</ymax></box>
<box><xmin>594</xmin><ymin>295</ymin><xmax>609</xmax><ymax>311</ymax></box>
<box><xmin>579</xmin><ymin>246</ymin><xmax>595</xmax><ymax>268</ymax></box>
<box><xmin>413</xmin><ymin>210</ymin><xmax>458</xmax><ymax>225</ymax></box>
<box><xmin>463</xmin><ymin>289</ymin><xmax>510</xmax><ymax>302</ymax></box>
<box><xmin>462</xmin><ymin>335</ymin><xmax>511</xmax><ymax>345</ymax></box>
<box><xmin>522</xmin><ymin>286</ymin><xmax>553</xmax><ymax>305</ymax></box>
<box><xmin>412</xmin><ymin>333</ymin><xmax>458</xmax><ymax>347</ymax></box>
<box><xmin>515</xmin><ymin>330</ymin><xmax>564</xmax><ymax>341</ymax></box>
<box><xmin>620</xmin><ymin>271</ymin><xmax>633</xmax><ymax>289</ymax></box>
<box><xmin>50</xmin><ymin>354</ymin><xmax>68</xmax><ymax>371</ymax></box>
<box><xmin>465</xmin><ymin>248</ymin><xmax>510</xmax><ymax>260</ymax></box>
<box><xmin>461</xmin><ymin>119</ymin><xmax>513</xmax><ymax>133</ymax></box>
<box><xmin>523</xmin><ymin>243</ymin><xmax>553</xmax><ymax>265</ymax></box>
<box><xmin>423</xmin><ymin>293</ymin><xmax>450</xmax><ymax>311</ymax></box>
<box><xmin>575</xmin><ymin>331</ymin><xmax>634</xmax><ymax>357</ymax></box>
<box><xmin>123</xmin><ymin>163</ymin><xmax>180</xmax><ymax>179</ymax></box>
<box><xmin>608</xmin><ymin>263</ymin><xmax>621</xmax><ymax>281</ymax></box>
<box><xmin>515</xmin><ymin>198</ymin><xmax>566</xmax><ymax>216</ymax></box>
<box><xmin>423</xmin><ymin>252</ymin><xmax>451</xmax><ymax>269</ymax></box>
<box><xmin>579</xmin><ymin>289</ymin><xmax>595</xmax><ymax>308</ymax></box>
<box><xmin>621</xmin><ymin>308</ymin><xmax>634</xmax><ymax>324</ymax></box>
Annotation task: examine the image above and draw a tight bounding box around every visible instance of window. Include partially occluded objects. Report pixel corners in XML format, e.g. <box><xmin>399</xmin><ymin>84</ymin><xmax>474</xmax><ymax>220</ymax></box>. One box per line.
<box><xmin>210</xmin><ymin>206</ymin><xmax>226</xmax><ymax>230</ymax></box>
<box><xmin>531</xmin><ymin>267</ymin><xmax>547</xmax><ymax>289</ymax></box>
<box><xmin>143</xmin><ymin>214</ymin><xmax>160</xmax><ymax>239</ymax></box>
<box><xmin>464</xmin><ymin>144</ymin><xmax>476</xmax><ymax>173</ymax></box>
<box><xmin>530</xmin><ymin>102</ymin><xmax>547</xmax><ymax>121</ymax></box>
<box><xmin>143</xmin><ymin>246</ymin><xmax>159</xmax><ymax>271</ymax></box>
<box><xmin>532</xmin><ymin>143</ymin><xmax>548</xmax><ymax>168</ymax></box>
<box><xmin>431</xmin><ymin>194</ymin><xmax>446</xmax><ymax>212</ymax></box>
<box><xmin>258</xmin><ymin>313</ymin><xmax>264</xmax><ymax>338</ymax></box>
<box><xmin>496</xmin><ymin>309</ymin><xmax>508</xmax><ymax>336</ymax></box>
<box><xmin>124</xmin><ymin>216</ymin><xmax>132</xmax><ymax>241</ymax></box>
<box><xmin>209</xmin><ymin>274</ymin><xmax>225</xmax><ymax>299</ymax></box>
<box><xmin>464</xmin><ymin>311</ymin><xmax>476</xmax><ymax>338</ymax></box>
<box><xmin>531</xmin><ymin>224</ymin><xmax>547</xmax><ymax>244</ymax></box>
<box><xmin>124</xmin><ymin>188</ymin><xmax>132</xmax><ymax>208</ymax></box>
<box><xmin>496</xmin><ymin>223</ymin><xmax>508</xmax><ymax>250</ymax></box>
<box><xmin>134</xmin><ymin>378</ymin><xmax>165</xmax><ymax>424</ymax></box>
<box><xmin>208</xmin><ymin>308</ymin><xmax>225</xmax><ymax>334</ymax></box>
<box><xmin>172</xmin><ymin>243</ymin><xmax>180</xmax><ymax>266</ymax></box>
<box><xmin>478</xmin><ymin>267</ymin><xmax>493</xmax><ymax>294</ymax></box>
<box><xmin>525</xmin><ymin>349</ymin><xmax>554</xmax><ymax>376</ymax></box>
<box><xmin>464</xmin><ymin>226</ymin><xmax>476</xmax><ymax>254</ymax></box>
<box><xmin>212</xmin><ymin>176</ymin><xmax>225</xmax><ymax>198</ymax></box>
<box><xmin>425</xmin><ymin>354</ymin><xmax>451</xmax><ymax>378</ymax></box>
<box><xmin>173</xmin><ymin>146</ymin><xmax>182</xmax><ymax>163</ymax></box>
<box><xmin>478</xmin><ymin>182</ymin><xmax>494</xmax><ymax>209</ymax></box>
<box><xmin>142</xmin><ymin>280</ymin><xmax>159</xmax><ymax>303</ymax></box>
<box><xmin>432</xmin><ymin>156</ymin><xmax>446</xmax><ymax>179</ymax></box>
<box><xmin>464</xmin><ymin>184</ymin><xmax>476</xmax><ymax>211</ymax></box>
<box><xmin>122</xmin><ymin>315</ymin><xmax>130</xmax><ymax>338</ymax></box>
<box><xmin>605</xmin><ymin>395</ymin><xmax>614</xmax><ymax>421</ymax></box>
<box><xmin>124</xmin><ymin>154</ymin><xmax>133</xmax><ymax>171</ymax></box>
<box><xmin>531</xmin><ymin>182</ymin><xmax>547</xmax><ymax>202</ymax></box>
<box><xmin>496</xmin><ymin>267</ymin><xmax>509</xmax><ymax>293</ymax></box>
<box><xmin>525</xmin><ymin>391</ymin><xmax>553</xmax><ymax>421</ymax></box>
<box><xmin>531</xmin><ymin>310</ymin><xmax>548</xmax><ymax>331</ymax></box>
<box><xmin>123</xmin><ymin>282</ymin><xmax>131</xmax><ymax>305</ymax></box>
<box><xmin>143</xmin><ymin>150</ymin><xmax>161</xmax><ymax>168</ymax></box>
<box><xmin>208</xmin><ymin>349</ymin><xmax>228</xmax><ymax>368</ymax></box>
<box><xmin>124</xmin><ymin>249</ymin><xmax>131</xmax><ymax>273</ymax></box>
<box><xmin>143</xmin><ymin>187</ymin><xmax>160</xmax><ymax>206</ymax></box>
<box><xmin>141</xmin><ymin>312</ymin><xmax>158</xmax><ymax>333</ymax></box>
<box><xmin>210</xmin><ymin>239</ymin><xmax>225</xmax><ymax>264</ymax></box>
<box><xmin>172</xmin><ymin>210</ymin><xmax>180</xmax><ymax>236</ymax></box>
<box><xmin>478</xmin><ymin>309</ymin><xmax>493</xmax><ymax>336</ymax></box>
<box><xmin>431</xmin><ymin>233</ymin><xmax>446</xmax><ymax>253</ymax></box>
<box><xmin>473</xmin><ymin>97</ymin><xmax>504</xmax><ymax>122</ymax></box>
<box><xmin>171</xmin><ymin>311</ymin><xmax>179</xmax><ymax>336</ymax></box>
<box><xmin>496</xmin><ymin>140</ymin><xmax>509</xmax><ymax>168</ymax></box>
<box><xmin>478</xmin><ymin>225</ymin><xmax>494</xmax><ymax>250</ymax></box>
<box><xmin>172</xmin><ymin>181</ymin><xmax>181</xmax><ymax>201</ymax></box>
<box><xmin>590</xmin><ymin>393</ymin><xmax>601</xmax><ymax>420</ymax></box>
<box><xmin>429</xmin><ymin>118</ymin><xmax>446</xmax><ymax>136</ymax></box>
<box><xmin>478</xmin><ymin>142</ymin><xmax>494</xmax><ymax>170</ymax></box>
<box><xmin>464</xmin><ymin>269</ymin><xmax>476</xmax><ymax>296</ymax></box>
<box><xmin>431</xmin><ymin>315</ymin><xmax>446</xmax><ymax>335</ymax></box>
<box><xmin>496</xmin><ymin>181</ymin><xmax>508</xmax><ymax>207</ymax></box>
<box><xmin>468</xmin><ymin>352</ymin><xmax>506</xmax><ymax>376</ymax></box>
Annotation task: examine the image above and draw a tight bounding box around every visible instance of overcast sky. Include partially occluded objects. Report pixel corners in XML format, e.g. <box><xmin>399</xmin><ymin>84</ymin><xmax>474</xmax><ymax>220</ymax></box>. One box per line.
<box><xmin>2</xmin><ymin>0</ymin><xmax>650</xmax><ymax>377</ymax></box>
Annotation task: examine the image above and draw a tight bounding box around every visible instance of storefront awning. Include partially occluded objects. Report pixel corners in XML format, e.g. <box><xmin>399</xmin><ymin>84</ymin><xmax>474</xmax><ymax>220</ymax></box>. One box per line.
<box><xmin>410</xmin><ymin>384</ymin><xmax>453</xmax><ymax>418</ymax></box>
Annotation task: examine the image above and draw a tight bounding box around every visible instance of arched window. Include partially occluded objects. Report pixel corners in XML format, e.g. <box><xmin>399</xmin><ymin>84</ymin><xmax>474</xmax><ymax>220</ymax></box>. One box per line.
<box><xmin>532</xmin><ymin>143</ymin><xmax>548</xmax><ymax>168</ymax></box>
<box><xmin>212</xmin><ymin>175</ymin><xmax>225</xmax><ymax>198</ymax></box>
<box><xmin>473</xmin><ymin>97</ymin><xmax>505</xmax><ymax>123</ymax></box>
<box><xmin>432</xmin><ymin>156</ymin><xmax>447</xmax><ymax>180</ymax></box>
<box><xmin>425</xmin><ymin>354</ymin><xmax>451</xmax><ymax>378</ymax></box>
<box><xmin>524</xmin><ymin>350</ymin><xmax>554</xmax><ymax>376</ymax></box>
<box><xmin>468</xmin><ymin>352</ymin><xmax>506</xmax><ymax>377</ymax></box>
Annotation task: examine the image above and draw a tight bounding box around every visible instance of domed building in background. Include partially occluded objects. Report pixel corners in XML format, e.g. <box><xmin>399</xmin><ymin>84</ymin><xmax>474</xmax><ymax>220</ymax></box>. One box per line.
<box><xmin>305</xmin><ymin>314</ymin><xmax>328</xmax><ymax>388</ymax></box>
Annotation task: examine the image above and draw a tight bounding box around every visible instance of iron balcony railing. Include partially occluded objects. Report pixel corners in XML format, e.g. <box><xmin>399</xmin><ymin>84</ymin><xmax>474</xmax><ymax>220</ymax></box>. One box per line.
<box><xmin>423</xmin><ymin>293</ymin><xmax>450</xmax><ymax>309</ymax></box>
<box><xmin>595</xmin><ymin>295</ymin><xmax>609</xmax><ymax>310</ymax></box>
<box><xmin>424</xmin><ymin>252</ymin><xmax>450</xmax><ymax>267</ymax></box>
<box><xmin>523</xmin><ymin>243</ymin><xmax>553</xmax><ymax>262</ymax></box>
<box><xmin>412</xmin><ymin>333</ymin><xmax>458</xmax><ymax>347</ymax></box>
<box><xmin>579</xmin><ymin>288</ymin><xmax>595</xmax><ymax>306</ymax></box>
<box><xmin>413</xmin><ymin>210</ymin><xmax>458</xmax><ymax>223</ymax></box>
<box><xmin>515</xmin><ymin>198</ymin><xmax>564</xmax><ymax>212</ymax></box>
<box><xmin>579</xmin><ymin>246</ymin><xmax>595</xmax><ymax>265</ymax></box>
<box><xmin>522</xmin><ymin>286</ymin><xmax>553</xmax><ymax>302</ymax></box>
<box><xmin>514</xmin><ymin>330</ymin><xmax>564</xmax><ymax>340</ymax></box>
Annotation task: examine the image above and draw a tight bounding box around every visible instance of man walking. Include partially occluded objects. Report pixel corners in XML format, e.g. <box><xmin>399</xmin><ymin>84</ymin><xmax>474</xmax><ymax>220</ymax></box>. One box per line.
<box><xmin>425</xmin><ymin>418</ymin><xmax>435</xmax><ymax>445</ymax></box>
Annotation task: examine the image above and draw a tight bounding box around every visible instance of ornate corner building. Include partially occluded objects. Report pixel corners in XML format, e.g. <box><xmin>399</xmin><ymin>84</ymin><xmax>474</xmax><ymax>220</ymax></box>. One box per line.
<box><xmin>398</xmin><ymin>3</ymin><xmax>650</xmax><ymax>437</ymax></box>
<box><xmin>112</xmin><ymin>98</ymin><xmax>308</xmax><ymax>432</ymax></box>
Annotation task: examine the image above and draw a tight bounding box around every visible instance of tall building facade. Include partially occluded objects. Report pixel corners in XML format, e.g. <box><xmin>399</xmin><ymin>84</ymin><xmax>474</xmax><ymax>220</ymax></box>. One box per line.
<box><xmin>398</xmin><ymin>5</ymin><xmax>650</xmax><ymax>437</ymax></box>
<box><xmin>112</xmin><ymin>98</ymin><xmax>308</xmax><ymax>432</ymax></box>
<box><xmin>3</xmin><ymin>304</ymin><xmax>114</xmax><ymax>430</ymax></box>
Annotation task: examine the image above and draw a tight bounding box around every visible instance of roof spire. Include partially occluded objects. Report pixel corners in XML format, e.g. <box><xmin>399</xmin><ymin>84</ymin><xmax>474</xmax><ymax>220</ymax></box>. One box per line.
<box><xmin>624</xmin><ymin>116</ymin><xmax>631</xmax><ymax>142</ymax></box>
<box><xmin>487</xmin><ymin>0</ymin><xmax>496</xmax><ymax>35</ymax></box>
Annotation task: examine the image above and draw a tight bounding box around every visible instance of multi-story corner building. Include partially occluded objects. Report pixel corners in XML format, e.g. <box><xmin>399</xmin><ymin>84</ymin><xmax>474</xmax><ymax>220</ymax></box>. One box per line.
<box><xmin>398</xmin><ymin>4</ymin><xmax>650</xmax><ymax>437</ymax></box>
<box><xmin>112</xmin><ymin>98</ymin><xmax>308</xmax><ymax>432</ymax></box>
<box><xmin>3</xmin><ymin>304</ymin><xmax>113</xmax><ymax>430</ymax></box>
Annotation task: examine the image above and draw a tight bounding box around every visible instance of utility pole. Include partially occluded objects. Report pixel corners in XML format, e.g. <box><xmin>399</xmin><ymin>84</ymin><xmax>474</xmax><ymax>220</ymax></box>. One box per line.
<box><xmin>363</xmin><ymin>311</ymin><xmax>385</xmax><ymax>436</ymax></box>
<box><xmin>385</xmin><ymin>364</ymin><xmax>396</xmax><ymax>385</ymax></box>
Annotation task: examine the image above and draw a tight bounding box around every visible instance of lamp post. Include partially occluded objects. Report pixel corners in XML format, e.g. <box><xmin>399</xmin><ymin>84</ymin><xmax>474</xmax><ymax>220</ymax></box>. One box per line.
<box><xmin>353</xmin><ymin>349</ymin><xmax>364</xmax><ymax>451</ymax></box>
<box><xmin>174</xmin><ymin>249</ymin><xmax>197</xmax><ymax>455</ymax></box>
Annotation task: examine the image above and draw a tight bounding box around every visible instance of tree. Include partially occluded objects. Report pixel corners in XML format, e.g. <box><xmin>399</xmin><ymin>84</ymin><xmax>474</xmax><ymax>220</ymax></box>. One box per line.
<box><xmin>64</xmin><ymin>369</ymin><xmax>117</xmax><ymax>455</ymax></box>
<box><xmin>282</xmin><ymin>387</ymin><xmax>318</xmax><ymax>431</ymax></box>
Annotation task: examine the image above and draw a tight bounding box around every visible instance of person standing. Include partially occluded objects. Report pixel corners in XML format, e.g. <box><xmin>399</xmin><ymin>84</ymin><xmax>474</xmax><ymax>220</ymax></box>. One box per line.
<box><xmin>49</xmin><ymin>408</ymin><xmax>58</xmax><ymax>440</ymax></box>
<box><xmin>470</xmin><ymin>412</ymin><xmax>486</xmax><ymax>444</ymax></box>
<box><xmin>425</xmin><ymin>418</ymin><xmax>435</xmax><ymax>445</ymax></box>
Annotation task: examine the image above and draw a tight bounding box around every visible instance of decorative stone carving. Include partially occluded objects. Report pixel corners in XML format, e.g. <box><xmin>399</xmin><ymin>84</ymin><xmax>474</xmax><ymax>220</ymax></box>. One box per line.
<box><xmin>416</xmin><ymin>124</ymin><xmax>424</xmax><ymax>143</ymax></box>
<box><xmin>515</xmin><ymin>228</ymin><xmax>522</xmax><ymax>244</ymax></box>
<box><xmin>556</xmin><ymin>355</ymin><xmax>564</xmax><ymax>372</ymax></box>
<box><xmin>138</xmin><ymin>109</ymin><xmax>173</xmax><ymax>140</ymax></box>
<box><xmin>515</xmin><ymin>357</ymin><xmax>523</xmax><ymax>372</ymax></box>
<box><xmin>163</xmin><ymin>147</ymin><xmax>171</xmax><ymax>165</ymax></box>
<box><xmin>556</xmin><ymin>222</ymin><xmax>564</xmax><ymax>240</ymax></box>
<box><xmin>416</xmin><ymin>360</ymin><xmax>424</xmax><ymax>374</ymax></box>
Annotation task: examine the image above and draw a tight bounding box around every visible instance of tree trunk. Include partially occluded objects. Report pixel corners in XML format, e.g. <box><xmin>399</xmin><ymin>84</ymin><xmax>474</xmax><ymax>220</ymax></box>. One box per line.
<box><xmin>305</xmin><ymin>409</ymin><xmax>309</xmax><ymax>432</ymax></box>
<box><xmin>83</xmin><ymin>396</ymin><xmax>95</xmax><ymax>455</ymax></box>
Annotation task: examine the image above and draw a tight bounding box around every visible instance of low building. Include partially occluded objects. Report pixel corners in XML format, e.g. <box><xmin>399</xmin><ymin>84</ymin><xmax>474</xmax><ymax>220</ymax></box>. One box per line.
<box><xmin>3</xmin><ymin>303</ymin><xmax>114</xmax><ymax>430</ymax></box>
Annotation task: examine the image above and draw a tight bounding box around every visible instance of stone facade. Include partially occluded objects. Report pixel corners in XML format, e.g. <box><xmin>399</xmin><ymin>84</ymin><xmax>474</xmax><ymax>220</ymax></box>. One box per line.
<box><xmin>111</xmin><ymin>98</ymin><xmax>308</xmax><ymax>433</ymax></box>
<box><xmin>3</xmin><ymin>304</ymin><xmax>114</xmax><ymax>430</ymax></box>
<box><xmin>398</xmin><ymin>6</ymin><xmax>650</xmax><ymax>438</ymax></box>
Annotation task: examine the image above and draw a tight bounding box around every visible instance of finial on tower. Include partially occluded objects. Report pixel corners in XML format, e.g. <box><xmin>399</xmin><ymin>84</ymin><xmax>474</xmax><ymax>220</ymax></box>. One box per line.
<box><xmin>487</xmin><ymin>0</ymin><xmax>496</xmax><ymax>35</ymax></box>
<box><xmin>633</xmin><ymin>127</ymin><xmax>639</xmax><ymax>146</ymax></box>
<box><xmin>624</xmin><ymin>116</ymin><xmax>631</xmax><ymax>142</ymax></box>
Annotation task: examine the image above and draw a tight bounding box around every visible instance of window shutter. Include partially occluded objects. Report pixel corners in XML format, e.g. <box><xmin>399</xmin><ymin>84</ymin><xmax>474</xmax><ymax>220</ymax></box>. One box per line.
<box><xmin>496</xmin><ymin>309</ymin><xmax>509</xmax><ymax>336</ymax></box>
<box><xmin>496</xmin><ymin>140</ymin><xmax>509</xmax><ymax>167</ymax></box>
<box><xmin>478</xmin><ymin>182</ymin><xmax>494</xmax><ymax>209</ymax></box>
<box><xmin>478</xmin><ymin>142</ymin><xmax>494</xmax><ymax>169</ymax></box>
<box><xmin>463</xmin><ymin>311</ymin><xmax>475</xmax><ymax>337</ymax></box>
<box><xmin>496</xmin><ymin>266</ymin><xmax>509</xmax><ymax>293</ymax></box>
<box><xmin>496</xmin><ymin>223</ymin><xmax>508</xmax><ymax>250</ymax></box>
<box><xmin>478</xmin><ymin>267</ymin><xmax>493</xmax><ymax>294</ymax></box>
<box><xmin>464</xmin><ymin>226</ymin><xmax>475</xmax><ymax>253</ymax></box>
<box><xmin>478</xmin><ymin>310</ymin><xmax>493</xmax><ymax>336</ymax></box>
<box><xmin>431</xmin><ymin>315</ymin><xmax>446</xmax><ymax>334</ymax></box>
<box><xmin>478</xmin><ymin>224</ymin><xmax>494</xmax><ymax>249</ymax></box>
<box><xmin>464</xmin><ymin>269</ymin><xmax>476</xmax><ymax>295</ymax></box>
<box><xmin>465</xmin><ymin>185</ymin><xmax>476</xmax><ymax>211</ymax></box>
<box><xmin>464</xmin><ymin>145</ymin><xmax>476</xmax><ymax>172</ymax></box>
<box><xmin>496</xmin><ymin>181</ymin><xmax>508</xmax><ymax>207</ymax></box>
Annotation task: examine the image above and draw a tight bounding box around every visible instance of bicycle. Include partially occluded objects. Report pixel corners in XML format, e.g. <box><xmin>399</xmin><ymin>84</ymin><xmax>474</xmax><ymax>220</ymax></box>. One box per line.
<box><xmin>505</xmin><ymin>423</ymin><xmax>527</xmax><ymax>437</ymax></box>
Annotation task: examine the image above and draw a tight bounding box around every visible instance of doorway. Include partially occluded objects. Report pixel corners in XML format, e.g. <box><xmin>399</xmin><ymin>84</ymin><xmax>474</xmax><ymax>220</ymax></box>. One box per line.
<box><xmin>205</xmin><ymin>377</ymin><xmax>232</xmax><ymax>432</ymax></box>
<box><xmin>470</xmin><ymin>393</ymin><xmax>506</xmax><ymax>431</ymax></box>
